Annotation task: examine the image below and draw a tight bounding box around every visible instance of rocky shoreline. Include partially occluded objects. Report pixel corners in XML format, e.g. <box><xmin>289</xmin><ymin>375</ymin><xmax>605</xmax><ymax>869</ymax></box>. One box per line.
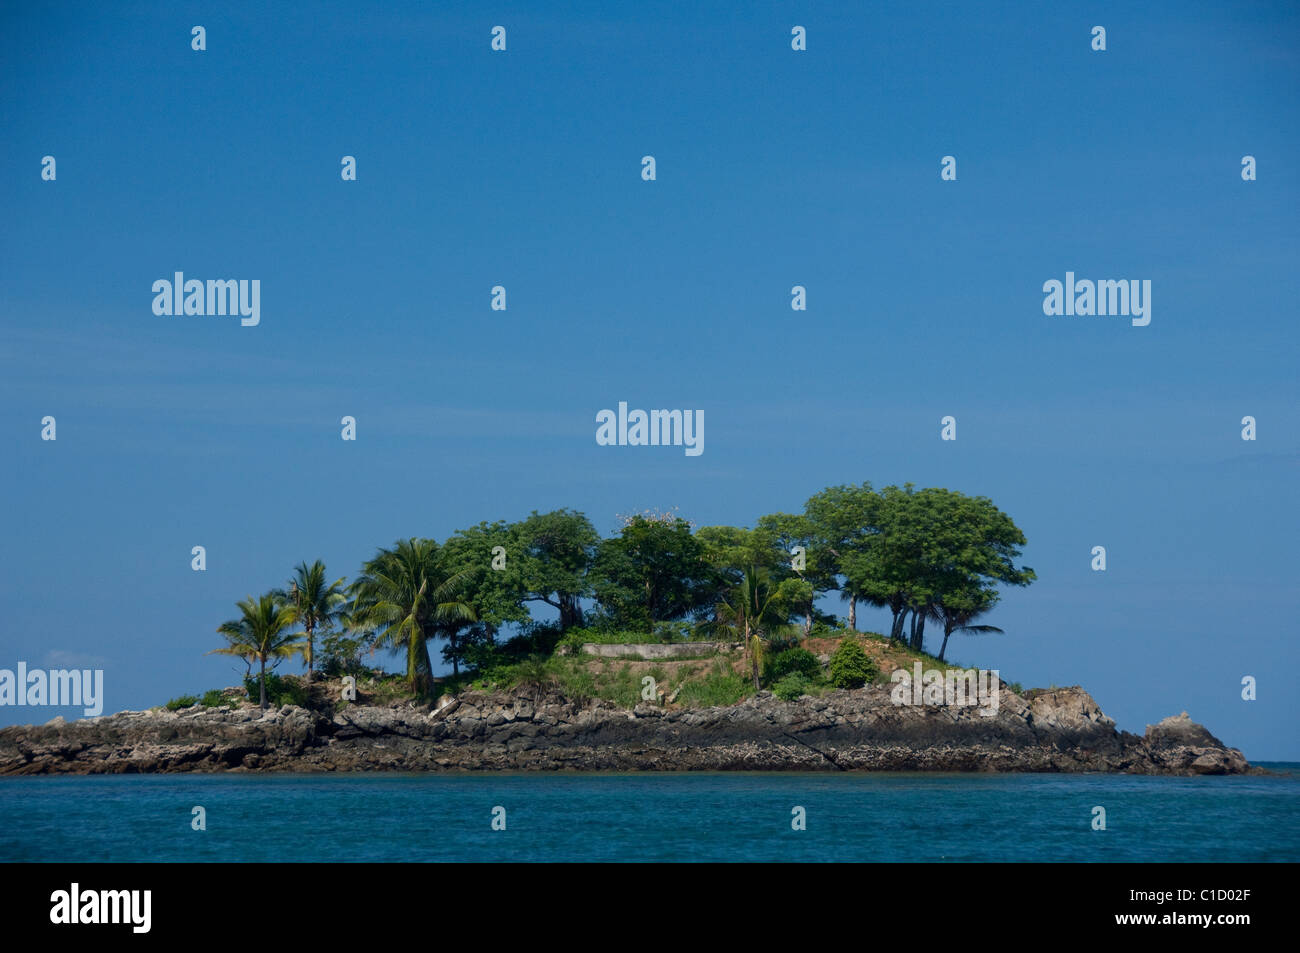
<box><xmin>0</xmin><ymin>684</ymin><xmax>1254</xmax><ymax>776</ymax></box>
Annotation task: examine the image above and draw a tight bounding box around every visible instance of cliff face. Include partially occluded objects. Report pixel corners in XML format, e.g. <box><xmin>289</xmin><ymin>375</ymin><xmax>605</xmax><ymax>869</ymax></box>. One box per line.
<box><xmin>0</xmin><ymin>685</ymin><xmax>1252</xmax><ymax>775</ymax></box>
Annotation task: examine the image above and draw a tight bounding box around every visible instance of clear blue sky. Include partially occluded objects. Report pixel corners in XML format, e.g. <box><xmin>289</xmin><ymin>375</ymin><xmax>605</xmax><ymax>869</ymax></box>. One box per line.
<box><xmin>2</xmin><ymin>1</ymin><xmax>1297</xmax><ymax>758</ymax></box>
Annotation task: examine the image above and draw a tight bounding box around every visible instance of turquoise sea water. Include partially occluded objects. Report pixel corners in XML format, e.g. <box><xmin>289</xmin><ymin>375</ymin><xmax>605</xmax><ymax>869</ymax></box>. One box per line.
<box><xmin>2</xmin><ymin>766</ymin><xmax>1297</xmax><ymax>862</ymax></box>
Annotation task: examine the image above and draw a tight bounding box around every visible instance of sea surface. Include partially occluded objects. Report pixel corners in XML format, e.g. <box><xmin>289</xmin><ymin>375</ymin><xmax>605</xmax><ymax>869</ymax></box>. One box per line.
<box><xmin>2</xmin><ymin>765</ymin><xmax>1297</xmax><ymax>862</ymax></box>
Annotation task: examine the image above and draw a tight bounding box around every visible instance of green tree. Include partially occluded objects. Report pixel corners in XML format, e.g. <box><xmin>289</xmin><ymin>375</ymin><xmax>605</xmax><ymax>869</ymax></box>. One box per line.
<box><xmin>210</xmin><ymin>593</ymin><xmax>303</xmax><ymax>710</ymax></box>
<box><xmin>709</xmin><ymin>564</ymin><xmax>789</xmax><ymax>691</ymax></box>
<box><xmin>755</xmin><ymin>511</ymin><xmax>830</xmax><ymax>636</ymax></box>
<box><xmin>803</xmin><ymin>484</ymin><xmax>882</xmax><ymax>631</ymax></box>
<box><xmin>590</xmin><ymin>516</ymin><xmax>718</xmax><ymax>630</ymax></box>
<box><xmin>931</xmin><ymin>586</ymin><xmax>1004</xmax><ymax>662</ymax></box>
<box><xmin>441</xmin><ymin>521</ymin><xmax>530</xmax><ymax>673</ymax></box>
<box><xmin>842</xmin><ymin>485</ymin><xmax>1034</xmax><ymax>653</ymax></box>
<box><xmin>275</xmin><ymin>560</ymin><xmax>347</xmax><ymax>681</ymax></box>
<box><xmin>514</xmin><ymin>509</ymin><xmax>600</xmax><ymax>630</ymax></box>
<box><xmin>348</xmin><ymin>538</ymin><xmax>477</xmax><ymax>693</ymax></box>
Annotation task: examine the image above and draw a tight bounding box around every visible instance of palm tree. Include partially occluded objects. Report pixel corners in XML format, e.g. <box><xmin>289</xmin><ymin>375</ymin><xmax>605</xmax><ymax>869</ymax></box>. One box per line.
<box><xmin>210</xmin><ymin>593</ymin><xmax>303</xmax><ymax>710</ymax></box>
<box><xmin>713</xmin><ymin>565</ymin><xmax>788</xmax><ymax>691</ymax></box>
<box><xmin>348</xmin><ymin>538</ymin><xmax>476</xmax><ymax>694</ymax></box>
<box><xmin>275</xmin><ymin>560</ymin><xmax>347</xmax><ymax>682</ymax></box>
<box><xmin>931</xmin><ymin>589</ymin><xmax>1003</xmax><ymax>662</ymax></box>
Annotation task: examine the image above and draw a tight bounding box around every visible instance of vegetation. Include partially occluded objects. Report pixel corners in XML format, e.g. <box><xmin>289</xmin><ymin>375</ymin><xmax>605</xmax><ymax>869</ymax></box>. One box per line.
<box><xmin>828</xmin><ymin>636</ymin><xmax>877</xmax><ymax>689</ymax></box>
<box><xmin>209</xmin><ymin>593</ymin><xmax>303</xmax><ymax>710</ymax></box>
<box><xmin>203</xmin><ymin>486</ymin><xmax>1033</xmax><ymax>708</ymax></box>
<box><xmin>274</xmin><ymin>560</ymin><xmax>347</xmax><ymax>682</ymax></box>
<box><xmin>764</xmin><ymin>647</ymin><xmax>822</xmax><ymax>683</ymax></box>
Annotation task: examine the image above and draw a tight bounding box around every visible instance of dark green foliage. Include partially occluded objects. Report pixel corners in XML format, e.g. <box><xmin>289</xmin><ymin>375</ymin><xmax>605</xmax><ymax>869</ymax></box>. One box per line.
<box><xmin>764</xmin><ymin>647</ymin><xmax>822</xmax><ymax>683</ymax></box>
<box><xmin>242</xmin><ymin>672</ymin><xmax>308</xmax><ymax>708</ymax></box>
<box><xmin>772</xmin><ymin>673</ymin><xmax>815</xmax><ymax>701</ymax></box>
<box><xmin>165</xmin><ymin>695</ymin><xmax>198</xmax><ymax>711</ymax></box>
<box><xmin>319</xmin><ymin>628</ymin><xmax>374</xmax><ymax>678</ymax></box>
<box><xmin>200</xmin><ymin>689</ymin><xmax>226</xmax><ymax>707</ymax></box>
<box><xmin>828</xmin><ymin>637</ymin><xmax>877</xmax><ymax>689</ymax></box>
<box><xmin>590</xmin><ymin>516</ymin><xmax>720</xmax><ymax>629</ymax></box>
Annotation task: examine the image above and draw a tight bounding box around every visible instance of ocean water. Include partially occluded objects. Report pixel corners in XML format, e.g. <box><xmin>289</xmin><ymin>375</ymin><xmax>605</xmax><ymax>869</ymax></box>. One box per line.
<box><xmin>2</xmin><ymin>766</ymin><xmax>1297</xmax><ymax>862</ymax></box>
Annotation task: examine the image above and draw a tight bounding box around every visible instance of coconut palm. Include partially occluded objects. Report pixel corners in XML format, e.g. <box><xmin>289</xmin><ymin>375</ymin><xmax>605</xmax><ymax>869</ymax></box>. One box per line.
<box><xmin>931</xmin><ymin>588</ymin><xmax>1003</xmax><ymax>662</ymax></box>
<box><xmin>712</xmin><ymin>565</ymin><xmax>788</xmax><ymax>691</ymax></box>
<box><xmin>210</xmin><ymin>593</ymin><xmax>303</xmax><ymax>710</ymax></box>
<box><xmin>348</xmin><ymin>538</ymin><xmax>476</xmax><ymax>694</ymax></box>
<box><xmin>275</xmin><ymin>560</ymin><xmax>347</xmax><ymax>681</ymax></box>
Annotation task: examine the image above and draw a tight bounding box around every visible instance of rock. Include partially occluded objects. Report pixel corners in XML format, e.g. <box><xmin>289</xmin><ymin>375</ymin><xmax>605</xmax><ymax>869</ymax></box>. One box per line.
<box><xmin>0</xmin><ymin>684</ymin><xmax>1256</xmax><ymax>776</ymax></box>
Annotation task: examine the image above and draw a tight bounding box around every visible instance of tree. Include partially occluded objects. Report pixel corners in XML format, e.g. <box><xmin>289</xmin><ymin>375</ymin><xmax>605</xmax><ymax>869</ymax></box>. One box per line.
<box><xmin>441</xmin><ymin>521</ymin><xmax>530</xmax><ymax>673</ymax></box>
<box><xmin>803</xmin><ymin>484</ymin><xmax>882</xmax><ymax>631</ymax></box>
<box><xmin>275</xmin><ymin>560</ymin><xmax>347</xmax><ymax>682</ymax></box>
<box><xmin>709</xmin><ymin>565</ymin><xmax>789</xmax><ymax>690</ymax></box>
<box><xmin>348</xmin><ymin>538</ymin><xmax>477</xmax><ymax>693</ymax></box>
<box><xmin>210</xmin><ymin>593</ymin><xmax>303</xmax><ymax>710</ymax></box>
<box><xmin>755</xmin><ymin>512</ymin><xmax>830</xmax><ymax>636</ymax></box>
<box><xmin>698</xmin><ymin>522</ymin><xmax>810</xmax><ymax>637</ymax></box>
<box><xmin>514</xmin><ymin>509</ymin><xmax>600</xmax><ymax>630</ymax></box>
<box><xmin>931</xmin><ymin>586</ymin><xmax>1004</xmax><ymax>662</ymax></box>
<box><xmin>835</xmin><ymin>485</ymin><xmax>1035</xmax><ymax>654</ymax></box>
<box><xmin>590</xmin><ymin>516</ymin><xmax>718</xmax><ymax>630</ymax></box>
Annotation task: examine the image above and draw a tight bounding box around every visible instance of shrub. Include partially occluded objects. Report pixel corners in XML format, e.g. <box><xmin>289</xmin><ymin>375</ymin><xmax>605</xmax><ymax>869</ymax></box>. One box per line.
<box><xmin>243</xmin><ymin>672</ymin><xmax>309</xmax><ymax>708</ymax></box>
<box><xmin>828</xmin><ymin>637</ymin><xmax>877</xmax><ymax>689</ymax></box>
<box><xmin>772</xmin><ymin>673</ymin><xmax>816</xmax><ymax>701</ymax></box>
<box><xmin>652</xmin><ymin>620</ymin><xmax>695</xmax><ymax>642</ymax></box>
<box><xmin>764</xmin><ymin>647</ymin><xmax>822</xmax><ymax>684</ymax></box>
<box><xmin>200</xmin><ymin>689</ymin><xmax>226</xmax><ymax>708</ymax></box>
<box><xmin>319</xmin><ymin>629</ymin><xmax>374</xmax><ymax>678</ymax></box>
<box><xmin>165</xmin><ymin>694</ymin><xmax>198</xmax><ymax>711</ymax></box>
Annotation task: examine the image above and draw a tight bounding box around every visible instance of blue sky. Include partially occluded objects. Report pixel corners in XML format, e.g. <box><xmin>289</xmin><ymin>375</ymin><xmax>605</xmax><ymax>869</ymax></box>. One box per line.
<box><xmin>2</xmin><ymin>1</ymin><xmax>1297</xmax><ymax>758</ymax></box>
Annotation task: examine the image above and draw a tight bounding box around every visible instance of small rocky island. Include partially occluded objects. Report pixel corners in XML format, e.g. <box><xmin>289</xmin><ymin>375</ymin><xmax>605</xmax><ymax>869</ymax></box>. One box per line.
<box><xmin>0</xmin><ymin>683</ymin><xmax>1253</xmax><ymax>775</ymax></box>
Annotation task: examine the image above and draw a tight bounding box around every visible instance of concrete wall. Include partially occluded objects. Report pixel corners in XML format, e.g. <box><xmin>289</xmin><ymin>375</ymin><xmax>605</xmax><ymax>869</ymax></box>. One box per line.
<box><xmin>579</xmin><ymin>641</ymin><xmax>739</xmax><ymax>659</ymax></box>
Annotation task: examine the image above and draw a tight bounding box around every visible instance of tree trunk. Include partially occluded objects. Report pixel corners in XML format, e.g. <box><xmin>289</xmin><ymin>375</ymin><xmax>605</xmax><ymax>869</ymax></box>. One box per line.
<box><xmin>938</xmin><ymin>622</ymin><xmax>954</xmax><ymax>662</ymax></box>
<box><xmin>803</xmin><ymin>608</ymin><xmax>812</xmax><ymax>638</ymax></box>
<box><xmin>258</xmin><ymin>658</ymin><xmax>268</xmax><ymax>710</ymax></box>
<box><xmin>451</xmin><ymin>630</ymin><xmax>460</xmax><ymax>677</ymax></box>
<box><xmin>559</xmin><ymin>595</ymin><xmax>584</xmax><ymax>631</ymax></box>
<box><xmin>910</xmin><ymin>611</ymin><xmax>927</xmax><ymax>652</ymax></box>
<box><xmin>890</xmin><ymin>607</ymin><xmax>908</xmax><ymax>642</ymax></box>
<box><xmin>305</xmin><ymin>622</ymin><xmax>315</xmax><ymax>682</ymax></box>
<box><xmin>847</xmin><ymin>595</ymin><xmax>857</xmax><ymax>631</ymax></box>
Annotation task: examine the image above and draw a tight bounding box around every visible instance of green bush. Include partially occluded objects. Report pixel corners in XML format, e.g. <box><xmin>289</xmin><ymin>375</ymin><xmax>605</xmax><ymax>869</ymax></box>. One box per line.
<box><xmin>764</xmin><ymin>647</ymin><xmax>822</xmax><ymax>683</ymax></box>
<box><xmin>243</xmin><ymin>672</ymin><xmax>309</xmax><ymax>708</ymax></box>
<box><xmin>200</xmin><ymin>689</ymin><xmax>227</xmax><ymax>708</ymax></box>
<box><xmin>165</xmin><ymin>694</ymin><xmax>198</xmax><ymax>711</ymax></box>
<box><xmin>772</xmin><ymin>673</ymin><xmax>814</xmax><ymax>701</ymax></box>
<box><xmin>828</xmin><ymin>637</ymin><xmax>877</xmax><ymax>689</ymax></box>
<box><xmin>319</xmin><ymin>629</ymin><xmax>374</xmax><ymax>678</ymax></box>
